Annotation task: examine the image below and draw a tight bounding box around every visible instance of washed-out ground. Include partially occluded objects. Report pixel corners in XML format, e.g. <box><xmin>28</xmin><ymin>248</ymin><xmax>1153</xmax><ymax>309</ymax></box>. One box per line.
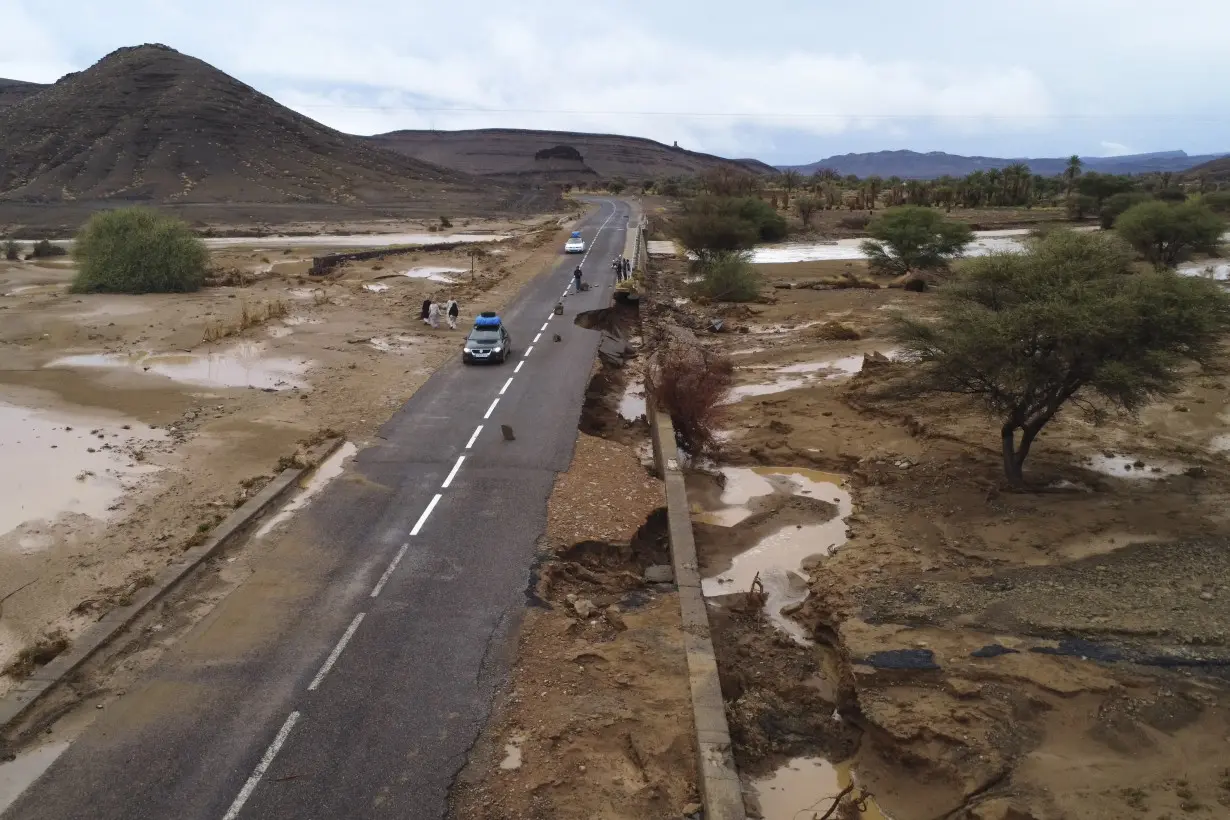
<box><xmin>451</xmin><ymin>308</ymin><xmax>701</xmax><ymax>819</ymax></box>
<box><xmin>0</xmin><ymin>213</ymin><xmax>570</xmax><ymax>697</ymax></box>
<box><xmin>643</xmin><ymin>251</ymin><xmax>1230</xmax><ymax>820</ymax></box>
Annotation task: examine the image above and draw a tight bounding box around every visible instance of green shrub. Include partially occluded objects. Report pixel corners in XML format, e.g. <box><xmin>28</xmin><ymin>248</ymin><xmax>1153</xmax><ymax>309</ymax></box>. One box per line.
<box><xmin>3</xmin><ymin>240</ymin><xmax>19</xmax><ymax>261</ymax></box>
<box><xmin>1200</xmin><ymin>191</ymin><xmax>1230</xmax><ymax>213</ymax></box>
<box><xmin>1154</xmin><ymin>188</ymin><xmax>1188</xmax><ymax>202</ymax></box>
<box><xmin>31</xmin><ymin>239</ymin><xmax>67</xmax><ymax>258</ymax></box>
<box><xmin>1100</xmin><ymin>192</ymin><xmax>1152</xmax><ymax>229</ymax></box>
<box><xmin>439</xmin><ymin>215</ymin><xmax>452</xmax><ymax>229</ymax></box>
<box><xmin>1114</xmin><ymin>200</ymin><xmax>1226</xmax><ymax>268</ymax></box>
<box><xmin>72</xmin><ymin>208</ymin><xmax>208</xmax><ymax>294</ymax></box>
<box><xmin>694</xmin><ymin>251</ymin><xmax>762</xmax><ymax>302</ymax></box>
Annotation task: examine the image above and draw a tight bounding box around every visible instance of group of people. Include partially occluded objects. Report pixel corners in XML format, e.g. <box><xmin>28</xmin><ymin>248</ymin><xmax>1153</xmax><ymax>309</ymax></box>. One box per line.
<box><xmin>420</xmin><ymin>298</ymin><xmax>460</xmax><ymax>329</ymax></box>
<box><xmin>612</xmin><ymin>256</ymin><xmax>632</xmax><ymax>281</ymax></box>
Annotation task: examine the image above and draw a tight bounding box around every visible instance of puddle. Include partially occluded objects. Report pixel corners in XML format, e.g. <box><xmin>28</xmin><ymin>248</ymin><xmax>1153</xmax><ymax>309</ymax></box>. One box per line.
<box><xmin>402</xmin><ymin>266</ymin><xmax>466</xmax><ymax>283</ymax></box>
<box><xmin>1082</xmin><ymin>453</ymin><xmax>1186</xmax><ymax>479</ymax></box>
<box><xmin>255</xmin><ymin>442</ymin><xmax>357</xmax><ymax>538</ymax></box>
<box><xmin>748</xmin><ymin>320</ymin><xmax>824</xmax><ymax>335</ymax></box>
<box><xmin>0</xmin><ymin>400</ymin><xmax>165</xmax><ymax>537</ymax></box>
<box><xmin>0</xmin><ymin>742</ymin><xmax>71</xmax><ymax>815</ymax></box>
<box><xmin>698</xmin><ymin>468</ymin><xmax>852</xmax><ymax>643</ymax></box>
<box><xmin>362</xmin><ymin>283</ymin><xmax>390</xmax><ymax>293</ymax></box>
<box><xmin>1178</xmin><ymin>260</ymin><xmax>1230</xmax><ymax>281</ymax></box>
<box><xmin>499</xmin><ymin>734</ymin><xmax>526</xmax><ymax>771</ymax></box>
<box><xmin>752</xmin><ymin>757</ymin><xmax>888</xmax><ymax>820</ymax></box>
<box><xmin>47</xmin><ymin>344</ymin><xmax>310</xmax><ymax>391</ymax></box>
<box><xmin>368</xmin><ymin>336</ymin><xmax>423</xmax><ymax>352</ymax></box>
<box><xmin>749</xmin><ymin>227</ymin><xmax>1082</xmax><ymax>265</ymax></box>
<box><xmin>727</xmin><ymin>353</ymin><xmax>888</xmax><ymax>402</ymax></box>
<box><xmin>618</xmin><ymin>382</ymin><xmax>647</xmax><ymax>421</ymax></box>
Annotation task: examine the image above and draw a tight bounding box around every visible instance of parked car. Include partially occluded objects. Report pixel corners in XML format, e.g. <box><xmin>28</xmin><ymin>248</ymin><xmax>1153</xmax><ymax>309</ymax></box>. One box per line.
<box><xmin>463</xmin><ymin>313</ymin><xmax>512</xmax><ymax>364</ymax></box>
<box><xmin>564</xmin><ymin>230</ymin><xmax>585</xmax><ymax>254</ymax></box>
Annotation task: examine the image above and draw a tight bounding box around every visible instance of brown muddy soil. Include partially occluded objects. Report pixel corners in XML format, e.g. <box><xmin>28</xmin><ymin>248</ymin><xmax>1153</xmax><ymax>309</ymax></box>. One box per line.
<box><xmin>451</xmin><ymin>433</ymin><xmax>699</xmax><ymax>820</ymax></box>
<box><xmin>0</xmin><ymin>218</ymin><xmax>576</xmax><ymax>696</ymax></box>
<box><xmin>646</xmin><ymin>254</ymin><xmax>1230</xmax><ymax>820</ymax></box>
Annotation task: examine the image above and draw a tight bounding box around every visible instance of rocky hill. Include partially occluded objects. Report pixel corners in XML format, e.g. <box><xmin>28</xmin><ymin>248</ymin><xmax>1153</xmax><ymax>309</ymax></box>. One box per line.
<box><xmin>368</xmin><ymin>128</ymin><xmax>776</xmax><ymax>182</ymax></box>
<box><xmin>0</xmin><ymin>79</ymin><xmax>48</xmax><ymax>109</ymax></box>
<box><xmin>787</xmin><ymin>149</ymin><xmax>1230</xmax><ymax>179</ymax></box>
<box><xmin>0</xmin><ymin>45</ymin><xmax>522</xmax><ymax>213</ymax></box>
<box><xmin>1186</xmin><ymin>155</ymin><xmax>1230</xmax><ymax>185</ymax></box>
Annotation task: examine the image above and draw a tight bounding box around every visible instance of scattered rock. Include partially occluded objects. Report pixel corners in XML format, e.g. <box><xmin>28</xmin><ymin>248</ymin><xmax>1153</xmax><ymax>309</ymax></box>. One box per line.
<box><xmin>572</xmin><ymin>598</ymin><xmax>597</xmax><ymax>619</ymax></box>
<box><xmin>604</xmin><ymin>606</ymin><xmax>627</xmax><ymax>631</ymax></box>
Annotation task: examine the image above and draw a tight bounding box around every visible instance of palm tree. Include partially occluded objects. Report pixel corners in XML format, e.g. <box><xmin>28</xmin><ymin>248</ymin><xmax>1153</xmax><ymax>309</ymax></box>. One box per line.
<box><xmin>1063</xmin><ymin>155</ymin><xmax>1083</xmax><ymax>194</ymax></box>
<box><xmin>866</xmin><ymin>176</ymin><xmax>884</xmax><ymax>210</ymax></box>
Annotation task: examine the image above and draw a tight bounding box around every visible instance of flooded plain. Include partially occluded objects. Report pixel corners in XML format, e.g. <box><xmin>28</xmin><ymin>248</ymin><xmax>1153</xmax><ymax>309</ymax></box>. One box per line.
<box><xmin>0</xmin><ymin>398</ymin><xmax>165</xmax><ymax>537</ymax></box>
<box><xmin>47</xmin><ymin>344</ymin><xmax>310</xmax><ymax>391</ymax></box>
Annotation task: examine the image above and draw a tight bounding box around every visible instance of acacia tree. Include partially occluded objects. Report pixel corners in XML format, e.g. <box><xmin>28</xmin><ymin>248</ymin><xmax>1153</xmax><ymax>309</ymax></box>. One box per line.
<box><xmin>1114</xmin><ymin>200</ymin><xmax>1226</xmax><ymax>268</ymax></box>
<box><xmin>890</xmin><ymin>230</ymin><xmax>1230</xmax><ymax>485</ymax></box>
<box><xmin>859</xmin><ymin>206</ymin><xmax>974</xmax><ymax>278</ymax></box>
<box><xmin>795</xmin><ymin>195</ymin><xmax>819</xmax><ymax>227</ymax></box>
<box><xmin>779</xmin><ymin>170</ymin><xmax>802</xmax><ymax>206</ymax></box>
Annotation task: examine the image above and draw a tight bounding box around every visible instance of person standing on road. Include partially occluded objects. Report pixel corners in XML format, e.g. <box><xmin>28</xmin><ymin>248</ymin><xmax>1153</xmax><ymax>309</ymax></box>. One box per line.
<box><xmin>420</xmin><ymin>298</ymin><xmax>432</xmax><ymax>324</ymax></box>
<box><xmin>427</xmin><ymin>300</ymin><xmax>441</xmax><ymax>329</ymax></box>
<box><xmin>446</xmin><ymin>298</ymin><xmax>459</xmax><ymax>330</ymax></box>
<box><xmin>572</xmin><ymin>265</ymin><xmax>583</xmax><ymax>294</ymax></box>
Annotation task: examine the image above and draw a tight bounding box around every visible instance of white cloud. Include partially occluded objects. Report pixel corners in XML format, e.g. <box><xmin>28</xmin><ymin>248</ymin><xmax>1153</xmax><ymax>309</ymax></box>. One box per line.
<box><xmin>1099</xmin><ymin>141</ymin><xmax>1134</xmax><ymax>156</ymax></box>
<box><xmin>7</xmin><ymin>0</ymin><xmax>1230</xmax><ymax>159</ymax></box>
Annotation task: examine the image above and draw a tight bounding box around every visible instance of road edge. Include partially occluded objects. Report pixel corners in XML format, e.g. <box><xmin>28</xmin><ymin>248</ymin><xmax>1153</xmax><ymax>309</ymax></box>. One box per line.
<box><xmin>0</xmin><ymin>436</ymin><xmax>348</xmax><ymax>733</ymax></box>
<box><xmin>648</xmin><ymin>407</ymin><xmax>748</xmax><ymax>820</ymax></box>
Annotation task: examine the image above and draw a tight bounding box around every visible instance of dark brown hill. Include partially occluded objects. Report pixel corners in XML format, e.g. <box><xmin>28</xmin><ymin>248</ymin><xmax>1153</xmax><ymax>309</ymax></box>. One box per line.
<box><xmin>0</xmin><ymin>79</ymin><xmax>48</xmax><ymax>109</ymax></box>
<box><xmin>1186</xmin><ymin>155</ymin><xmax>1230</xmax><ymax>185</ymax></box>
<box><xmin>0</xmin><ymin>44</ymin><xmax>515</xmax><ymax>210</ymax></box>
<box><xmin>367</xmin><ymin>128</ymin><xmax>776</xmax><ymax>181</ymax></box>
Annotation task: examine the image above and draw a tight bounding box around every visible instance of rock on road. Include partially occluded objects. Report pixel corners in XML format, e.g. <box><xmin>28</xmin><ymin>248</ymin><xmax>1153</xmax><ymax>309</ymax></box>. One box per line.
<box><xmin>2</xmin><ymin>198</ymin><xmax>633</xmax><ymax>820</ymax></box>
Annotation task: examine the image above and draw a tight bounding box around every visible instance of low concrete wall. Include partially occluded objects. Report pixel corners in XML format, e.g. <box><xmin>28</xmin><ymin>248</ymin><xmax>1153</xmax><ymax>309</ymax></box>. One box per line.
<box><xmin>648</xmin><ymin>406</ymin><xmax>747</xmax><ymax>820</ymax></box>
<box><xmin>0</xmin><ymin>437</ymin><xmax>347</xmax><ymax>732</ymax></box>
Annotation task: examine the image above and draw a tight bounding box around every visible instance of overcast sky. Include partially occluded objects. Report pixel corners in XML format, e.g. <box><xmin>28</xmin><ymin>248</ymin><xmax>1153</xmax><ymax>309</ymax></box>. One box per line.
<box><xmin>5</xmin><ymin>0</ymin><xmax>1229</xmax><ymax>164</ymax></box>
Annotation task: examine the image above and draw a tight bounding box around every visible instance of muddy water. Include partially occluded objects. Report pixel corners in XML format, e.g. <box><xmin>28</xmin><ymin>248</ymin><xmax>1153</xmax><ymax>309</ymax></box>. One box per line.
<box><xmin>698</xmin><ymin>467</ymin><xmax>852</xmax><ymax>643</ymax></box>
<box><xmin>618</xmin><ymin>381</ymin><xmax>647</xmax><ymax>422</ymax></box>
<box><xmin>402</xmin><ymin>266</ymin><xmax>466</xmax><ymax>283</ymax></box>
<box><xmin>1178</xmin><ymin>260</ymin><xmax>1230</xmax><ymax>281</ymax></box>
<box><xmin>47</xmin><ymin>344</ymin><xmax>310</xmax><ymax>391</ymax></box>
<box><xmin>0</xmin><ymin>400</ymin><xmax>165</xmax><ymax>537</ymax></box>
<box><xmin>751</xmin><ymin>228</ymin><xmax>1035</xmax><ymax>264</ymax></box>
<box><xmin>1082</xmin><ymin>453</ymin><xmax>1187</xmax><ymax>479</ymax></box>
<box><xmin>752</xmin><ymin>757</ymin><xmax>889</xmax><ymax>820</ymax></box>
<box><xmin>46</xmin><ymin>233</ymin><xmax>509</xmax><ymax>250</ymax></box>
<box><xmin>256</xmin><ymin>442</ymin><xmax>357</xmax><ymax>538</ymax></box>
<box><xmin>727</xmin><ymin>352</ymin><xmax>893</xmax><ymax>402</ymax></box>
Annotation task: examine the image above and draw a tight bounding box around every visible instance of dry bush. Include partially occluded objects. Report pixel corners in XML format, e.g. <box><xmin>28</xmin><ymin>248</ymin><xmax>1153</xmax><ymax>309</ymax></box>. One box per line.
<box><xmin>202</xmin><ymin>300</ymin><xmax>290</xmax><ymax>342</ymax></box>
<box><xmin>839</xmin><ymin>214</ymin><xmax>872</xmax><ymax>230</ymax></box>
<box><xmin>647</xmin><ymin>344</ymin><xmax>733</xmax><ymax>455</ymax></box>
<box><xmin>4</xmin><ymin>630</ymin><xmax>70</xmax><ymax>679</ymax></box>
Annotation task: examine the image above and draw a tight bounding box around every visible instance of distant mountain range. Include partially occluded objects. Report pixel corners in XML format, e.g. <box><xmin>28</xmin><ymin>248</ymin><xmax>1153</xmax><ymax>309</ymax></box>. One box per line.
<box><xmin>784</xmin><ymin>150</ymin><xmax>1230</xmax><ymax>179</ymax></box>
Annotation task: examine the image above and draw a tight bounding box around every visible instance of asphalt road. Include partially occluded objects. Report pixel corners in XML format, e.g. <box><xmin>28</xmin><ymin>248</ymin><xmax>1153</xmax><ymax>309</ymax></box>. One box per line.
<box><xmin>3</xmin><ymin>198</ymin><xmax>632</xmax><ymax>820</ymax></box>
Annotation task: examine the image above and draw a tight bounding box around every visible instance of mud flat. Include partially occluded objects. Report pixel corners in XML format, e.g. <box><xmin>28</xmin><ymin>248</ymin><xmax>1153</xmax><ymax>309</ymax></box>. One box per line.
<box><xmin>644</xmin><ymin>249</ymin><xmax>1230</xmax><ymax>819</ymax></box>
